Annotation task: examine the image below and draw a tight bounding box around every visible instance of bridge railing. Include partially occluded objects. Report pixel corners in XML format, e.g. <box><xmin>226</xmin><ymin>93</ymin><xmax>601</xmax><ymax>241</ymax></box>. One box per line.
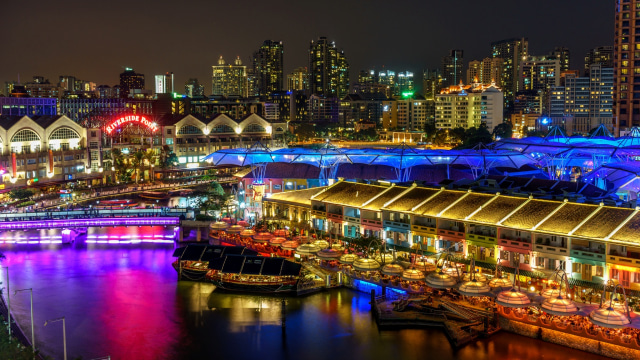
<box><xmin>0</xmin><ymin>208</ymin><xmax>190</xmax><ymax>220</ymax></box>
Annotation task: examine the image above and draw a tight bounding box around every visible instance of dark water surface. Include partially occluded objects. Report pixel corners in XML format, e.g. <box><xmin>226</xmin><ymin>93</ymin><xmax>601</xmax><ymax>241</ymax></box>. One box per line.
<box><xmin>0</xmin><ymin>228</ymin><xmax>608</xmax><ymax>360</ymax></box>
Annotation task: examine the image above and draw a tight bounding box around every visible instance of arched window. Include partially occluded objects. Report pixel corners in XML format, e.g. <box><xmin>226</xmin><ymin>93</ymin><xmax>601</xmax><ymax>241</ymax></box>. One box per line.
<box><xmin>244</xmin><ymin>123</ymin><xmax>266</xmax><ymax>133</ymax></box>
<box><xmin>11</xmin><ymin>129</ymin><xmax>40</xmax><ymax>142</ymax></box>
<box><xmin>49</xmin><ymin>127</ymin><xmax>80</xmax><ymax>140</ymax></box>
<box><xmin>275</xmin><ymin>127</ymin><xmax>284</xmax><ymax>132</ymax></box>
<box><xmin>177</xmin><ymin>125</ymin><xmax>203</xmax><ymax>135</ymax></box>
<box><xmin>212</xmin><ymin>124</ymin><xmax>235</xmax><ymax>133</ymax></box>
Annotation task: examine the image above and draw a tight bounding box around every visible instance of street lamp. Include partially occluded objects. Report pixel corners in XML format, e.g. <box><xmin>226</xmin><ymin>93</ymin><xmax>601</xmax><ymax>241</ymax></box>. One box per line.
<box><xmin>44</xmin><ymin>316</ymin><xmax>66</xmax><ymax>360</ymax></box>
<box><xmin>14</xmin><ymin>288</ymin><xmax>34</xmax><ymax>354</ymax></box>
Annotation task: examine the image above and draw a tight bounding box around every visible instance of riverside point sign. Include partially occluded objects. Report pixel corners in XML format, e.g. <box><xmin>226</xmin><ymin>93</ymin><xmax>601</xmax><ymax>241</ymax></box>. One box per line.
<box><xmin>105</xmin><ymin>115</ymin><xmax>158</xmax><ymax>134</ymax></box>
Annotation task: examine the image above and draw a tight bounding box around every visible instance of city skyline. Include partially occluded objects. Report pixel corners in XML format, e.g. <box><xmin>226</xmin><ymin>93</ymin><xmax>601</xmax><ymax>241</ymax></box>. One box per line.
<box><xmin>1</xmin><ymin>0</ymin><xmax>612</xmax><ymax>94</ymax></box>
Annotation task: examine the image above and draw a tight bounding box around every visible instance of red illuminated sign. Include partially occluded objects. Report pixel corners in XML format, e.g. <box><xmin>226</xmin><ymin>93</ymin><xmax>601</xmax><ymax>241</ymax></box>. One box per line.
<box><xmin>105</xmin><ymin>115</ymin><xmax>158</xmax><ymax>134</ymax></box>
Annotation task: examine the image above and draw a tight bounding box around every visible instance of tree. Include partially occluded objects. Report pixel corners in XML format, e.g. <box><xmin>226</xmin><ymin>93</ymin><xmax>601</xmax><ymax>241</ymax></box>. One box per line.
<box><xmin>295</xmin><ymin>123</ymin><xmax>316</xmax><ymax>141</ymax></box>
<box><xmin>449</xmin><ymin>127</ymin><xmax>467</xmax><ymax>144</ymax></box>
<box><xmin>433</xmin><ymin>129</ymin><xmax>448</xmax><ymax>146</ymax></box>
<box><xmin>458</xmin><ymin>124</ymin><xmax>493</xmax><ymax>148</ymax></box>
<box><xmin>131</xmin><ymin>150</ymin><xmax>145</xmax><ymax>184</ymax></box>
<box><xmin>9</xmin><ymin>189</ymin><xmax>33</xmax><ymax>201</ymax></box>
<box><xmin>142</xmin><ymin>149</ymin><xmax>156</xmax><ymax>182</ymax></box>
<box><xmin>493</xmin><ymin>121</ymin><xmax>513</xmax><ymax>140</ymax></box>
<box><xmin>424</xmin><ymin>122</ymin><xmax>437</xmax><ymax>142</ymax></box>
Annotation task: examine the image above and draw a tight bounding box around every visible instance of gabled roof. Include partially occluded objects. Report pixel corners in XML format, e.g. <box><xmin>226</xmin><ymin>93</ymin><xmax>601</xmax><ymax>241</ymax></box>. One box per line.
<box><xmin>269</xmin><ymin>187</ymin><xmax>326</xmax><ymax>206</ymax></box>
<box><xmin>311</xmin><ymin>181</ymin><xmax>388</xmax><ymax>208</ymax></box>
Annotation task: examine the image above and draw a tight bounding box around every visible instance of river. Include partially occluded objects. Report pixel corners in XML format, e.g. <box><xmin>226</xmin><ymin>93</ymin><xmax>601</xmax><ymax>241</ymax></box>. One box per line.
<box><xmin>0</xmin><ymin>227</ymin><xmax>608</xmax><ymax>360</ymax></box>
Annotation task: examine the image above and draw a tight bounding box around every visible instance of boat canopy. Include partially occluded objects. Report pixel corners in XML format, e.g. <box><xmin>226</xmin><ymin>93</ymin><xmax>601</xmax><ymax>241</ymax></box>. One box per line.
<box><xmin>173</xmin><ymin>244</ymin><xmax>258</xmax><ymax>261</ymax></box>
<box><xmin>208</xmin><ymin>254</ymin><xmax>302</xmax><ymax>277</ymax></box>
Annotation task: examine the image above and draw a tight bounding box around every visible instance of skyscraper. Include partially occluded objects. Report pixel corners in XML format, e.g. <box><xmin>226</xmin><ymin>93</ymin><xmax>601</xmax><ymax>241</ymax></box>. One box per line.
<box><xmin>154</xmin><ymin>72</ymin><xmax>174</xmax><ymax>94</ymax></box>
<box><xmin>287</xmin><ymin>67</ymin><xmax>309</xmax><ymax>92</ymax></box>
<box><xmin>491</xmin><ymin>37</ymin><xmax>529</xmax><ymax>112</ymax></box>
<box><xmin>550</xmin><ymin>47</ymin><xmax>571</xmax><ymax>72</ymax></box>
<box><xmin>252</xmin><ymin>40</ymin><xmax>284</xmax><ymax>96</ymax></box>
<box><xmin>422</xmin><ymin>69</ymin><xmax>443</xmax><ymax>101</ymax></box>
<box><xmin>585</xmin><ymin>46</ymin><xmax>613</xmax><ymax>76</ymax></box>
<box><xmin>309</xmin><ymin>37</ymin><xmax>349</xmax><ymax>99</ymax></box>
<box><xmin>211</xmin><ymin>56</ymin><xmax>248</xmax><ymax>97</ymax></box>
<box><xmin>520</xmin><ymin>55</ymin><xmax>561</xmax><ymax>113</ymax></box>
<box><xmin>184</xmin><ymin>78</ymin><xmax>204</xmax><ymax>97</ymax></box>
<box><xmin>441</xmin><ymin>50</ymin><xmax>464</xmax><ymax>87</ymax></box>
<box><xmin>614</xmin><ymin>2</ymin><xmax>638</xmax><ymax>134</ymax></box>
<box><xmin>119</xmin><ymin>68</ymin><xmax>145</xmax><ymax>99</ymax></box>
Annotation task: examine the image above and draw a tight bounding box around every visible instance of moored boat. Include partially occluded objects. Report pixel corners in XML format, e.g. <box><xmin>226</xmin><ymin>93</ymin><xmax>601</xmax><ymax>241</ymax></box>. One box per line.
<box><xmin>95</xmin><ymin>199</ymin><xmax>139</xmax><ymax>208</ymax></box>
<box><xmin>139</xmin><ymin>191</ymin><xmax>170</xmax><ymax>200</ymax></box>
<box><xmin>206</xmin><ymin>254</ymin><xmax>302</xmax><ymax>294</ymax></box>
<box><xmin>172</xmin><ymin>244</ymin><xmax>258</xmax><ymax>281</ymax></box>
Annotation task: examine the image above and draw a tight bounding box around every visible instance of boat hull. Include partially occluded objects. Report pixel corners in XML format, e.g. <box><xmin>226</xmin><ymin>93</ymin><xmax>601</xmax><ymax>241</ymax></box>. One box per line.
<box><xmin>210</xmin><ymin>279</ymin><xmax>298</xmax><ymax>294</ymax></box>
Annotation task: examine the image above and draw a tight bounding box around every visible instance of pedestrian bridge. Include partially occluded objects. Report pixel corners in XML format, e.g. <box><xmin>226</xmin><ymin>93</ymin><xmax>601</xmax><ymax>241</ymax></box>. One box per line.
<box><xmin>0</xmin><ymin>208</ymin><xmax>188</xmax><ymax>220</ymax></box>
<box><xmin>0</xmin><ymin>217</ymin><xmax>180</xmax><ymax>231</ymax></box>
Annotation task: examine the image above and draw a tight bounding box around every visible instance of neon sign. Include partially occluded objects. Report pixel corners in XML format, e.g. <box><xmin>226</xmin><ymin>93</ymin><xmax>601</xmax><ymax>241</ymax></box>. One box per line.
<box><xmin>105</xmin><ymin>115</ymin><xmax>158</xmax><ymax>134</ymax></box>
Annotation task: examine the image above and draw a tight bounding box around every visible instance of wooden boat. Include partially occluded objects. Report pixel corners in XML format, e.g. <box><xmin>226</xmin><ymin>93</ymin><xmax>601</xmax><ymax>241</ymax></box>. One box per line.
<box><xmin>172</xmin><ymin>244</ymin><xmax>258</xmax><ymax>281</ymax></box>
<box><xmin>138</xmin><ymin>191</ymin><xmax>170</xmax><ymax>200</ymax></box>
<box><xmin>206</xmin><ymin>255</ymin><xmax>302</xmax><ymax>294</ymax></box>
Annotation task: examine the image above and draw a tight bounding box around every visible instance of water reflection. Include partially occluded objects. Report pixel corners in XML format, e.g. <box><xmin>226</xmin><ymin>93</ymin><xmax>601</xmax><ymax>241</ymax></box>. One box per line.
<box><xmin>0</xmin><ymin>230</ymin><xmax>610</xmax><ymax>360</ymax></box>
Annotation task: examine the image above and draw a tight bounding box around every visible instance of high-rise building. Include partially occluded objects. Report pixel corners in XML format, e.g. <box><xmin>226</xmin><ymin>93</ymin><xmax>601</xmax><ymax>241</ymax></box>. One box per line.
<box><xmin>435</xmin><ymin>83</ymin><xmax>504</xmax><ymax>130</ymax></box>
<box><xmin>550</xmin><ymin>47</ymin><xmax>571</xmax><ymax>72</ymax></box>
<box><xmin>491</xmin><ymin>38</ymin><xmax>529</xmax><ymax>112</ymax></box>
<box><xmin>24</xmin><ymin>77</ymin><xmax>59</xmax><ymax>98</ymax></box>
<box><xmin>520</xmin><ymin>56</ymin><xmax>561</xmax><ymax>113</ymax></box>
<box><xmin>550</xmin><ymin>65</ymin><xmax>614</xmax><ymax>135</ymax></box>
<box><xmin>441</xmin><ymin>50</ymin><xmax>464</xmax><ymax>87</ymax></box>
<box><xmin>614</xmin><ymin>2</ymin><xmax>638</xmax><ymax>134</ymax></box>
<box><xmin>382</xmin><ymin>93</ymin><xmax>430</xmax><ymax>131</ymax></box>
<box><xmin>467</xmin><ymin>58</ymin><xmax>503</xmax><ymax>86</ymax></box>
<box><xmin>396</xmin><ymin>72</ymin><xmax>414</xmax><ymax>95</ymax></box>
<box><xmin>119</xmin><ymin>68</ymin><xmax>145</xmax><ymax>99</ymax></box>
<box><xmin>59</xmin><ymin>76</ymin><xmax>77</xmax><ymax>92</ymax></box>
<box><xmin>184</xmin><ymin>78</ymin><xmax>204</xmax><ymax>98</ymax></box>
<box><xmin>252</xmin><ymin>40</ymin><xmax>284</xmax><ymax>96</ymax></box>
<box><xmin>585</xmin><ymin>46</ymin><xmax>613</xmax><ymax>76</ymax></box>
<box><xmin>422</xmin><ymin>69</ymin><xmax>443</xmax><ymax>101</ymax></box>
<box><xmin>211</xmin><ymin>56</ymin><xmax>248</xmax><ymax>97</ymax></box>
<box><xmin>287</xmin><ymin>67</ymin><xmax>309</xmax><ymax>92</ymax></box>
<box><xmin>154</xmin><ymin>72</ymin><xmax>174</xmax><ymax>94</ymax></box>
<box><xmin>309</xmin><ymin>37</ymin><xmax>349</xmax><ymax>99</ymax></box>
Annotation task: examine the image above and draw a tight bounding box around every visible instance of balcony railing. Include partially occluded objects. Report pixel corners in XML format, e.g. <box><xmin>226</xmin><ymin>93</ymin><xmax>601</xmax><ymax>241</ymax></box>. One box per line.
<box><xmin>361</xmin><ymin>218</ymin><xmax>382</xmax><ymax>227</ymax></box>
<box><xmin>466</xmin><ymin>233</ymin><xmax>497</xmax><ymax>244</ymax></box>
<box><xmin>383</xmin><ymin>220</ymin><xmax>410</xmax><ymax>229</ymax></box>
<box><xmin>438</xmin><ymin>228</ymin><xmax>465</xmax><ymax>239</ymax></box>
<box><xmin>499</xmin><ymin>238</ymin><xmax>532</xmax><ymax>250</ymax></box>
<box><xmin>608</xmin><ymin>254</ymin><xmax>640</xmax><ymax>267</ymax></box>
<box><xmin>570</xmin><ymin>249</ymin><xmax>606</xmax><ymax>261</ymax></box>
<box><xmin>534</xmin><ymin>244</ymin><xmax>569</xmax><ymax>254</ymax></box>
<box><xmin>411</xmin><ymin>224</ymin><xmax>437</xmax><ymax>234</ymax></box>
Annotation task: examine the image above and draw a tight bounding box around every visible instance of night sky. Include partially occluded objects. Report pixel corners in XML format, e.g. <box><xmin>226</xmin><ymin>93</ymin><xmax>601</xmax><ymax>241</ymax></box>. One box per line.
<box><xmin>1</xmin><ymin>0</ymin><xmax>613</xmax><ymax>94</ymax></box>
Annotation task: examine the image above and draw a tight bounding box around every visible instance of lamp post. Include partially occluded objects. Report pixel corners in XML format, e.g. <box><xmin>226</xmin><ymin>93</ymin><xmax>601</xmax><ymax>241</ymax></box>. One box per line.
<box><xmin>44</xmin><ymin>316</ymin><xmax>66</xmax><ymax>360</ymax></box>
<box><xmin>14</xmin><ymin>288</ymin><xmax>34</xmax><ymax>354</ymax></box>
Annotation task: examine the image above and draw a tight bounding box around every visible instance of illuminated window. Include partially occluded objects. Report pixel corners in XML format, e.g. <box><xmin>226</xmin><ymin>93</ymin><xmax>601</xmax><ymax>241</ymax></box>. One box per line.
<box><xmin>243</xmin><ymin>124</ymin><xmax>266</xmax><ymax>133</ymax></box>
<box><xmin>177</xmin><ymin>125</ymin><xmax>203</xmax><ymax>135</ymax></box>
<box><xmin>49</xmin><ymin>127</ymin><xmax>80</xmax><ymax>140</ymax></box>
<box><xmin>212</xmin><ymin>124</ymin><xmax>234</xmax><ymax>133</ymax></box>
<box><xmin>11</xmin><ymin>129</ymin><xmax>40</xmax><ymax>142</ymax></box>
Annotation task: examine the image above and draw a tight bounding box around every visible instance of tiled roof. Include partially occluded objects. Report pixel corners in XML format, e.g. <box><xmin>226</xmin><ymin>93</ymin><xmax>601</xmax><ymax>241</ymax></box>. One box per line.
<box><xmin>362</xmin><ymin>186</ymin><xmax>407</xmax><ymax>211</ymax></box>
<box><xmin>501</xmin><ymin>200</ymin><xmax>564</xmax><ymax>230</ymax></box>
<box><xmin>384</xmin><ymin>187</ymin><xmax>439</xmax><ymax>212</ymax></box>
<box><xmin>268</xmin><ymin>187</ymin><xmax>326</xmax><ymax>206</ymax></box>
<box><xmin>536</xmin><ymin>203</ymin><xmax>599</xmax><ymax>234</ymax></box>
<box><xmin>468</xmin><ymin>196</ymin><xmax>528</xmax><ymax>224</ymax></box>
<box><xmin>440</xmin><ymin>193</ymin><xmax>495</xmax><ymax>219</ymax></box>
<box><xmin>610</xmin><ymin>212</ymin><xmax>640</xmax><ymax>243</ymax></box>
<box><xmin>418</xmin><ymin>191</ymin><xmax>467</xmax><ymax>217</ymax></box>
<box><xmin>573</xmin><ymin>207</ymin><xmax>634</xmax><ymax>239</ymax></box>
<box><xmin>312</xmin><ymin>181</ymin><xmax>387</xmax><ymax>207</ymax></box>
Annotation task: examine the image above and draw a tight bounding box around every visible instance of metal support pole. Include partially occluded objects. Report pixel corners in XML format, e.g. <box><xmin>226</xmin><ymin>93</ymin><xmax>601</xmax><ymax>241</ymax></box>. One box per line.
<box><xmin>4</xmin><ymin>266</ymin><xmax>10</xmax><ymax>342</ymax></box>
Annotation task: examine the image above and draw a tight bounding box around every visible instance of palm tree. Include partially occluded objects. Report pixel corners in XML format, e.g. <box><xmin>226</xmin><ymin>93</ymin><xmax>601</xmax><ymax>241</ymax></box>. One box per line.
<box><xmin>132</xmin><ymin>150</ymin><xmax>145</xmax><ymax>184</ymax></box>
<box><xmin>142</xmin><ymin>149</ymin><xmax>156</xmax><ymax>182</ymax></box>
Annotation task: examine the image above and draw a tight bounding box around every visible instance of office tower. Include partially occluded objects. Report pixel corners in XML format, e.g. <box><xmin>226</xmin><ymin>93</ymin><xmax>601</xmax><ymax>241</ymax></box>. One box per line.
<box><xmin>211</xmin><ymin>56</ymin><xmax>248</xmax><ymax>97</ymax></box>
<box><xmin>119</xmin><ymin>68</ymin><xmax>145</xmax><ymax>99</ymax></box>
<box><xmin>550</xmin><ymin>64</ymin><xmax>613</xmax><ymax>135</ymax></box>
<box><xmin>252</xmin><ymin>40</ymin><xmax>284</xmax><ymax>96</ymax></box>
<box><xmin>287</xmin><ymin>67</ymin><xmax>309</xmax><ymax>92</ymax></box>
<box><xmin>184</xmin><ymin>78</ymin><xmax>205</xmax><ymax>97</ymax></box>
<box><xmin>382</xmin><ymin>94</ymin><xmax>430</xmax><ymax>131</ymax></box>
<box><xmin>309</xmin><ymin>37</ymin><xmax>349</xmax><ymax>98</ymax></box>
<box><xmin>491</xmin><ymin>37</ymin><xmax>529</xmax><ymax>112</ymax></box>
<box><xmin>585</xmin><ymin>46</ymin><xmax>613</xmax><ymax>76</ymax></box>
<box><xmin>97</xmin><ymin>85</ymin><xmax>114</xmax><ymax>99</ymax></box>
<box><xmin>550</xmin><ymin>47</ymin><xmax>571</xmax><ymax>72</ymax></box>
<box><xmin>520</xmin><ymin>55</ymin><xmax>561</xmax><ymax>113</ymax></box>
<box><xmin>467</xmin><ymin>60</ymin><xmax>482</xmax><ymax>84</ymax></box>
<box><xmin>422</xmin><ymin>69</ymin><xmax>443</xmax><ymax>101</ymax></box>
<box><xmin>154</xmin><ymin>72</ymin><xmax>174</xmax><ymax>94</ymax></box>
<box><xmin>441</xmin><ymin>50</ymin><xmax>464</xmax><ymax>87</ymax></box>
<box><xmin>396</xmin><ymin>71</ymin><xmax>414</xmax><ymax>95</ymax></box>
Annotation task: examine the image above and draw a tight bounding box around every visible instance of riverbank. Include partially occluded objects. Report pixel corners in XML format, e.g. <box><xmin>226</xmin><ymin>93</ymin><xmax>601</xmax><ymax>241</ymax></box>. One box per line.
<box><xmin>0</xmin><ymin>290</ymin><xmax>41</xmax><ymax>359</ymax></box>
